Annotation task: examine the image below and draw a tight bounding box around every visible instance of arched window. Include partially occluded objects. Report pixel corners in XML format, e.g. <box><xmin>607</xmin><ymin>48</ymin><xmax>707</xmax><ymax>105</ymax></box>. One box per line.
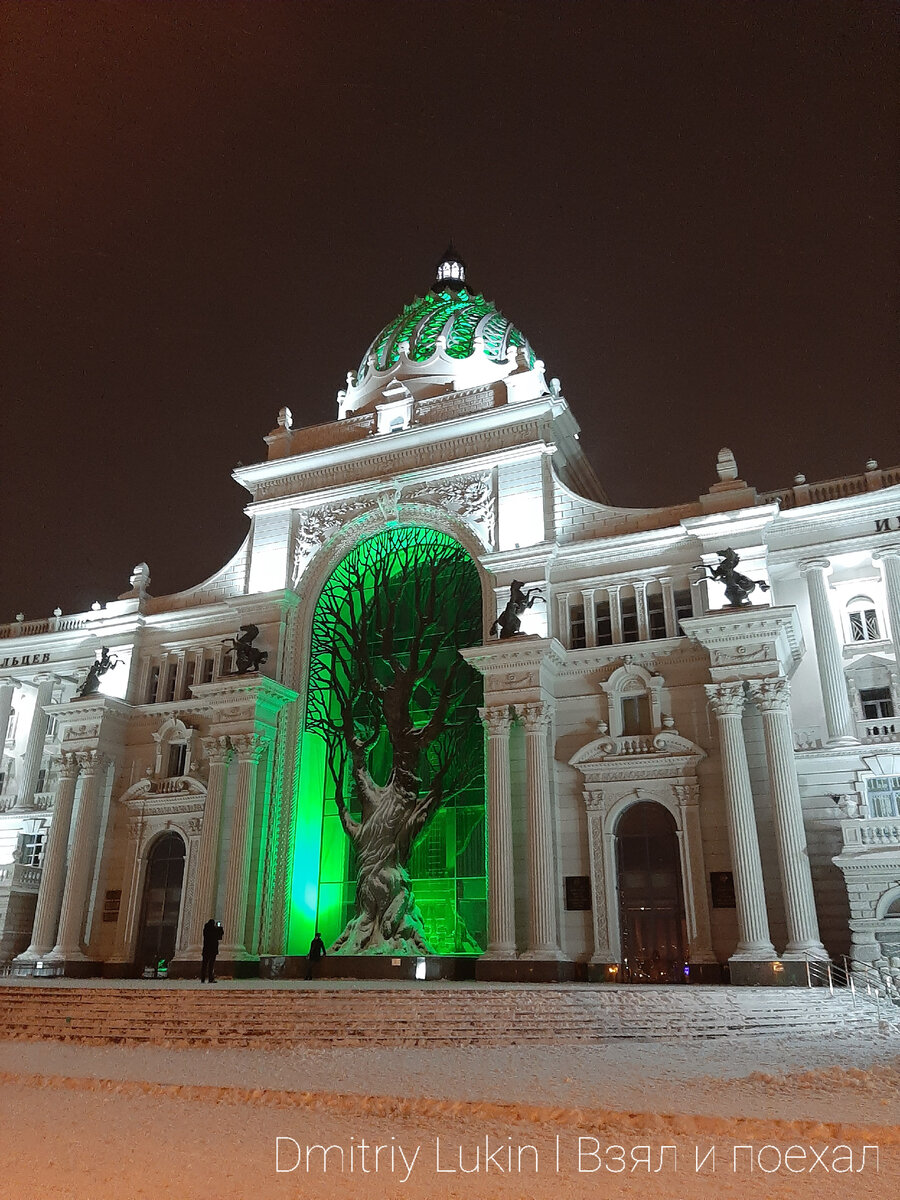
<box><xmin>846</xmin><ymin>596</ymin><xmax>881</xmax><ymax>643</ymax></box>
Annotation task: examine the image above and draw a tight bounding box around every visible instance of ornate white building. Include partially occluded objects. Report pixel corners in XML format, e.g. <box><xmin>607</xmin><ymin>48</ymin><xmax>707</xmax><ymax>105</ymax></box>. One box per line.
<box><xmin>2</xmin><ymin>252</ymin><xmax>899</xmax><ymax>985</ymax></box>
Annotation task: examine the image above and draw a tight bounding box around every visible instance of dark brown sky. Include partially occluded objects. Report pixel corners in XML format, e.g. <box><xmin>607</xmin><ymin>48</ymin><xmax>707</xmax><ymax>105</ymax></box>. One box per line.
<box><xmin>1</xmin><ymin>1</ymin><xmax>896</xmax><ymax>620</ymax></box>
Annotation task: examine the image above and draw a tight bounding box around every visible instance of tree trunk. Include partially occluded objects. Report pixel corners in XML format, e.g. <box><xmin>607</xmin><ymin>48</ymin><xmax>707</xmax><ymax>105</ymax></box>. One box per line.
<box><xmin>331</xmin><ymin>776</ymin><xmax>435</xmax><ymax>955</ymax></box>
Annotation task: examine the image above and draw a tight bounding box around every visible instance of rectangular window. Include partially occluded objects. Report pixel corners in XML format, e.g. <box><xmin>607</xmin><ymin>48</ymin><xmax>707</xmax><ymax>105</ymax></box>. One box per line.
<box><xmin>102</xmin><ymin>890</ymin><xmax>122</xmax><ymax>923</ymax></box>
<box><xmin>866</xmin><ymin>776</ymin><xmax>900</xmax><ymax>818</ymax></box>
<box><xmin>20</xmin><ymin>832</ymin><xmax>45</xmax><ymax>867</ymax></box>
<box><xmin>164</xmin><ymin>665</ymin><xmax>177</xmax><ymax>703</ymax></box>
<box><xmin>201</xmin><ymin>657</ymin><xmax>215</xmax><ymax>684</ymax></box>
<box><xmin>36</xmin><ymin>768</ymin><xmax>46</xmax><ymax>793</ymax></box>
<box><xmin>673</xmin><ymin>589</ymin><xmax>693</xmax><ymax>632</ymax></box>
<box><xmin>860</xmin><ymin>687</ymin><xmax>895</xmax><ymax>720</ymax></box>
<box><xmin>183</xmin><ymin>658</ymin><xmax>196</xmax><ymax>697</ymax></box>
<box><xmin>621</xmin><ymin>594</ymin><xmax>639</xmax><ymax>643</ymax></box>
<box><xmin>850</xmin><ymin>609</ymin><xmax>880</xmax><ymax>642</ymax></box>
<box><xmin>570</xmin><ymin>604</ymin><xmax>586</xmax><ymax>650</ymax></box>
<box><xmin>596</xmin><ymin>600</ymin><xmax>613</xmax><ymax>646</ymax></box>
<box><xmin>147</xmin><ymin>665</ymin><xmax>160</xmax><ymax>704</ymax></box>
<box><xmin>647</xmin><ymin>588</ymin><xmax>667</xmax><ymax>639</ymax></box>
<box><xmin>167</xmin><ymin>743</ymin><xmax>187</xmax><ymax>778</ymax></box>
<box><xmin>622</xmin><ymin>695</ymin><xmax>651</xmax><ymax>735</ymax></box>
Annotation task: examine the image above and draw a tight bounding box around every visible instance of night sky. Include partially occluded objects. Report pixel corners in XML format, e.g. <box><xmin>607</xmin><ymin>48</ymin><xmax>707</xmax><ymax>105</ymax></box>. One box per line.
<box><xmin>1</xmin><ymin>2</ymin><xmax>896</xmax><ymax>622</ymax></box>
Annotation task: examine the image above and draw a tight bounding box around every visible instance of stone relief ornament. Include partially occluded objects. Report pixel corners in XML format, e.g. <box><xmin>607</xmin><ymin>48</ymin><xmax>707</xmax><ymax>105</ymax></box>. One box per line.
<box><xmin>292</xmin><ymin>499</ymin><xmax>371</xmax><ymax>585</ymax></box>
<box><xmin>402</xmin><ymin>473</ymin><xmax>494</xmax><ymax>532</ymax></box>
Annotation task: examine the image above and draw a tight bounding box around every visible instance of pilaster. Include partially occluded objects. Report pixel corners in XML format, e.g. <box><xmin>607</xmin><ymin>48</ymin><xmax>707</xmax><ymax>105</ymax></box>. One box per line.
<box><xmin>478</xmin><ymin>705</ymin><xmax>516</xmax><ymax>958</ymax></box>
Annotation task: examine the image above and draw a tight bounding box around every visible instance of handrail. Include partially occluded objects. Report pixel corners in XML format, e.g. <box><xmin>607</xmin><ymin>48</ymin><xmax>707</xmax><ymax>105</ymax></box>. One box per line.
<box><xmin>803</xmin><ymin>953</ymin><xmax>900</xmax><ymax>1027</ymax></box>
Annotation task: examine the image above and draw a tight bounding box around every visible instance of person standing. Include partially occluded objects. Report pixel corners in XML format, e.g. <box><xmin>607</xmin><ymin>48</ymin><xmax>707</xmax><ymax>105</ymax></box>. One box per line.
<box><xmin>201</xmin><ymin>918</ymin><xmax>224</xmax><ymax>983</ymax></box>
<box><xmin>305</xmin><ymin>930</ymin><xmax>326</xmax><ymax>980</ymax></box>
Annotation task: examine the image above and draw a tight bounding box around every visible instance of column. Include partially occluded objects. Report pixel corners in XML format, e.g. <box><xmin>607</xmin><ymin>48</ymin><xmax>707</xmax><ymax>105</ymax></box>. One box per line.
<box><xmin>607</xmin><ymin>585</ymin><xmax>623</xmax><ymax>644</ymax></box>
<box><xmin>747</xmin><ymin>678</ymin><xmax>828</xmax><ymax>960</ymax></box>
<box><xmin>15</xmin><ymin>751</ymin><xmax>80</xmax><ymax>962</ymax></box>
<box><xmin>673</xmin><ymin>783</ymin><xmax>717</xmax><ymax>963</ymax></box>
<box><xmin>220</xmin><ymin>732</ymin><xmax>268</xmax><ymax>959</ymax></box>
<box><xmin>583</xmin><ymin>792</ymin><xmax>613</xmax><ymax>962</ymax></box>
<box><xmin>0</xmin><ymin>679</ymin><xmax>19</xmax><ymax>753</ymax></box>
<box><xmin>519</xmin><ymin>702</ymin><xmax>564</xmax><ymax>959</ymax></box>
<box><xmin>19</xmin><ymin>673</ymin><xmax>56</xmax><ymax>808</ymax></box>
<box><xmin>634</xmin><ymin>581</ymin><xmax>649</xmax><ymax>641</ymax></box>
<box><xmin>581</xmin><ymin>589</ymin><xmax>597</xmax><ymax>647</ymax></box>
<box><xmin>186</xmin><ymin>735</ymin><xmax>232</xmax><ymax>950</ymax></box>
<box><xmin>555</xmin><ymin>592</ymin><xmax>570</xmax><ymax>646</ymax></box>
<box><xmin>50</xmin><ymin>750</ymin><xmax>108</xmax><ymax>960</ymax></box>
<box><xmin>800</xmin><ymin>559</ymin><xmax>856</xmax><ymax>742</ymax></box>
<box><xmin>874</xmin><ymin>545</ymin><xmax>900</xmax><ymax>649</ymax></box>
<box><xmin>704</xmin><ymin>683</ymin><xmax>776</xmax><ymax>960</ymax></box>
<box><xmin>478</xmin><ymin>706</ymin><xmax>517</xmax><ymax>958</ymax></box>
<box><xmin>661</xmin><ymin>578</ymin><xmax>678</xmax><ymax>638</ymax></box>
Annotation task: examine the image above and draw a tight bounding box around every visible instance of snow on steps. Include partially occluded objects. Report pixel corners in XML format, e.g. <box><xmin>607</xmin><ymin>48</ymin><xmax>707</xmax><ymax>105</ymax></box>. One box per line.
<box><xmin>0</xmin><ymin>984</ymin><xmax>890</xmax><ymax>1048</ymax></box>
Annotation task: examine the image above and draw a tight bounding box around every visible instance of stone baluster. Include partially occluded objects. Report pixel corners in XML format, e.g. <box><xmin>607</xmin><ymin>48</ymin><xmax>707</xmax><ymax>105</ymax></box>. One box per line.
<box><xmin>478</xmin><ymin>706</ymin><xmax>517</xmax><ymax>958</ymax></box>
<box><xmin>19</xmin><ymin>674</ymin><xmax>56</xmax><ymax>808</ymax></box>
<box><xmin>800</xmin><ymin>559</ymin><xmax>856</xmax><ymax>742</ymax></box>
<box><xmin>186</xmin><ymin>736</ymin><xmax>232</xmax><ymax>950</ymax></box>
<box><xmin>874</xmin><ymin>545</ymin><xmax>900</xmax><ymax>651</ymax></box>
<box><xmin>704</xmin><ymin>683</ymin><xmax>776</xmax><ymax>960</ymax></box>
<box><xmin>50</xmin><ymin>750</ymin><xmax>108</xmax><ymax>959</ymax></box>
<box><xmin>747</xmin><ymin>678</ymin><xmax>828</xmax><ymax>959</ymax></box>
<box><xmin>519</xmin><ymin>702</ymin><xmax>563</xmax><ymax>959</ymax></box>
<box><xmin>15</xmin><ymin>751</ymin><xmax>81</xmax><ymax>961</ymax></box>
<box><xmin>220</xmin><ymin>733</ymin><xmax>268</xmax><ymax>959</ymax></box>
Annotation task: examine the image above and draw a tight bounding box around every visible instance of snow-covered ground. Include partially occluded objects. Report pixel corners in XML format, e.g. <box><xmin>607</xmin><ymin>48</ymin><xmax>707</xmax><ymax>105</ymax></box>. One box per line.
<box><xmin>0</xmin><ymin>1017</ymin><xmax>898</xmax><ymax>1197</ymax></box>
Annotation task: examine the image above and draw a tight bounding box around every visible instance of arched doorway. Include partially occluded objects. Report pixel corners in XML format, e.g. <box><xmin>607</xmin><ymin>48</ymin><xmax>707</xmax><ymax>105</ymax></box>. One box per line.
<box><xmin>615</xmin><ymin>802</ymin><xmax>686</xmax><ymax>983</ymax></box>
<box><xmin>135</xmin><ymin>832</ymin><xmax>186</xmax><ymax>969</ymax></box>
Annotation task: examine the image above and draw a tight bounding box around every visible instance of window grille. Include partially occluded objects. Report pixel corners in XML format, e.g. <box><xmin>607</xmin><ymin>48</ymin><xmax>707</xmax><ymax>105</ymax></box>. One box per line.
<box><xmin>596</xmin><ymin>600</ymin><xmax>613</xmax><ymax>646</ymax></box>
<box><xmin>570</xmin><ymin>604</ymin><xmax>586</xmax><ymax>650</ymax></box>
<box><xmin>621</xmin><ymin>594</ymin><xmax>639</xmax><ymax>643</ymax></box>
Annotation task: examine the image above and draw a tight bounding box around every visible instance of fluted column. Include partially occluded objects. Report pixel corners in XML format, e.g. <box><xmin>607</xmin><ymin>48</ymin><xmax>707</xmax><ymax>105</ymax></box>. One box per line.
<box><xmin>747</xmin><ymin>678</ymin><xmax>828</xmax><ymax>960</ymax></box>
<box><xmin>704</xmin><ymin>683</ymin><xmax>776</xmax><ymax>960</ymax></box>
<box><xmin>185</xmin><ymin>735</ymin><xmax>232</xmax><ymax>951</ymax></box>
<box><xmin>478</xmin><ymin>706</ymin><xmax>517</xmax><ymax>958</ymax></box>
<box><xmin>874</xmin><ymin>545</ymin><xmax>900</xmax><ymax>650</ymax></box>
<box><xmin>50</xmin><ymin>750</ymin><xmax>108</xmax><ymax>959</ymax></box>
<box><xmin>19</xmin><ymin>674</ymin><xmax>56</xmax><ymax>808</ymax></box>
<box><xmin>519</xmin><ymin>702</ymin><xmax>564</xmax><ymax>959</ymax></box>
<box><xmin>661</xmin><ymin>578</ymin><xmax>678</xmax><ymax>638</ymax></box>
<box><xmin>220</xmin><ymin>732</ymin><xmax>268</xmax><ymax>959</ymax></box>
<box><xmin>581</xmin><ymin>589</ymin><xmax>597</xmax><ymax>647</ymax></box>
<box><xmin>14</xmin><ymin>751</ymin><xmax>81</xmax><ymax>962</ymax></box>
<box><xmin>800</xmin><ymin>559</ymin><xmax>856</xmax><ymax>742</ymax></box>
<box><xmin>607</xmin><ymin>585</ymin><xmax>623</xmax><ymax>643</ymax></box>
<box><xmin>584</xmin><ymin>792</ymin><xmax>613</xmax><ymax>962</ymax></box>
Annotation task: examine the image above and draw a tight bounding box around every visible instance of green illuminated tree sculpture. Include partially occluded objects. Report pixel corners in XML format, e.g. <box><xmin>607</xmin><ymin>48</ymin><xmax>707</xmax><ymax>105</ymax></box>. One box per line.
<box><xmin>306</xmin><ymin>527</ymin><xmax>482</xmax><ymax>954</ymax></box>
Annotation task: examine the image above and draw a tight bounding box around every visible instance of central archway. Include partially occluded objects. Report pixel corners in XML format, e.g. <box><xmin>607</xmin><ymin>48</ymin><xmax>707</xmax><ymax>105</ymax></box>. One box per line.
<box><xmin>289</xmin><ymin>525</ymin><xmax>486</xmax><ymax>957</ymax></box>
<box><xmin>615</xmin><ymin>802</ymin><xmax>686</xmax><ymax>982</ymax></box>
<box><xmin>135</xmin><ymin>832</ymin><xmax>185</xmax><ymax>969</ymax></box>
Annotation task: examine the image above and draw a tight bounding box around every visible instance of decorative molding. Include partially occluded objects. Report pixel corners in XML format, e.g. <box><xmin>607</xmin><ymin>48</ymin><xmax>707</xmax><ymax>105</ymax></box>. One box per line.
<box><xmin>519</xmin><ymin>701</ymin><xmax>553</xmax><ymax>732</ymax></box>
<box><xmin>704</xmin><ymin>681</ymin><xmax>746</xmax><ymax>718</ymax></box>
<box><xmin>230</xmin><ymin>731</ymin><xmax>270</xmax><ymax>762</ymax></box>
<box><xmin>478</xmin><ymin>705</ymin><xmax>513</xmax><ymax>736</ymax></box>
<box><xmin>747</xmin><ymin>676</ymin><xmax>792</xmax><ymax>713</ymax></box>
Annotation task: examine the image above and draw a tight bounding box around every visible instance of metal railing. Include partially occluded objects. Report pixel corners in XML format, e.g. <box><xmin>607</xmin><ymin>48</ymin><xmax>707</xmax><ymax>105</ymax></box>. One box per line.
<box><xmin>804</xmin><ymin>954</ymin><xmax>900</xmax><ymax>1027</ymax></box>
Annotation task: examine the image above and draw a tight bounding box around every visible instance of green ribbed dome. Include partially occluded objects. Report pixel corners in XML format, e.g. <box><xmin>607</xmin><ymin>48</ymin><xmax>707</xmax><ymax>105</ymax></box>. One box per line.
<box><xmin>357</xmin><ymin>288</ymin><xmax>535</xmax><ymax>383</ymax></box>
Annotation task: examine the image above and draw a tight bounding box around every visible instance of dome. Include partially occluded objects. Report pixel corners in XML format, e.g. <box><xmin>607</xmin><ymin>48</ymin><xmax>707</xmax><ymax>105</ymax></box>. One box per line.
<box><xmin>356</xmin><ymin>286</ymin><xmax>536</xmax><ymax>385</ymax></box>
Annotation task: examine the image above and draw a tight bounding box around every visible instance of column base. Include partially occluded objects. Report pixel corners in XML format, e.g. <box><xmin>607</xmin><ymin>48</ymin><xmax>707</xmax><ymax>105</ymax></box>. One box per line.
<box><xmin>476</xmin><ymin>957</ymin><xmax>575</xmax><ymax>983</ymax></box>
<box><xmin>825</xmin><ymin>736</ymin><xmax>860</xmax><ymax>747</ymax></box>
<box><xmin>782</xmin><ymin>944</ymin><xmax>830</xmax><ymax>962</ymax></box>
<box><xmin>728</xmin><ymin>958</ymin><xmax>810</xmax><ymax>986</ymax></box>
<box><xmin>479</xmin><ymin>947</ymin><xmax>517</xmax><ymax>961</ymax></box>
<box><xmin>729</xmin><ymin>943</ymin><xmax>777</xmax><ymax>962</ymax></box>
<box><xmin>519</xmin><ymin>947</ymin><xmax>568</xmax><ymax>962</ymax></box>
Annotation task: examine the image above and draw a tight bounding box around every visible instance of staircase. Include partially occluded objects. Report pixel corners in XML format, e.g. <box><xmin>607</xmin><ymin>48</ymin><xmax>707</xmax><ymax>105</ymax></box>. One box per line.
<box><xmin>0</xmin><ymin>983</ymin><xmax>890</xmax><ymax>1047</ymax></box>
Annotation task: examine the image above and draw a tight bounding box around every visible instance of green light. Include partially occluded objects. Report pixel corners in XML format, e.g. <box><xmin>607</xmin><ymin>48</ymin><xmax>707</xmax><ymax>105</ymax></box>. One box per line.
<box><xmin>289</xmin><ymin>525</ymin><xmax>487</xmax><ymax>956</ymax></box>
<box><xmin>358</xmin><ymin>290</ymin><xmax>535</xmax><ymax>380</ymax></box>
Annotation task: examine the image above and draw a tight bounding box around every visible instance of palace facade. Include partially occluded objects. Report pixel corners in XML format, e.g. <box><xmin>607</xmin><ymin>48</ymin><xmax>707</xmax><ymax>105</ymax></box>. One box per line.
<box><xmin>2</xmin><ymin>253</ymin><xmax>899</xmax><ymax>984</ymax></box>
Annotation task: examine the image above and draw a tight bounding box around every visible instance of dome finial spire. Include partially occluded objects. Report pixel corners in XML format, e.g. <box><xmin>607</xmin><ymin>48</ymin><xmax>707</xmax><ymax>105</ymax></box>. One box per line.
<box><xmin>434</xmin><ymin>243</ymin><xmax>466</xmax><ymax>292</ymax></box>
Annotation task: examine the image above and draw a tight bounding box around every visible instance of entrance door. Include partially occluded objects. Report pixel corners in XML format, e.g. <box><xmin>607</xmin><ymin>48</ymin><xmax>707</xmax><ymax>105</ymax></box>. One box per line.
<box><xmin>615</xmin><ymin>802</ymin><xmax>686</xmax><ymax>983</ymax></box>
<box><xmin>135</xmin><ymin>832</ymin><xmax>185</xmax><ymax>969</ymax></box>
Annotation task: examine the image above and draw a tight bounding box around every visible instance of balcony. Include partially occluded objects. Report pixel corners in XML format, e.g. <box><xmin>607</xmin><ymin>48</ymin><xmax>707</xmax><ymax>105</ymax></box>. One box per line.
<box><xmin>841</xmin><ymin>817</ymin><xmax>900</xmax><ymax>851</ymax></box>
<box><xmin>0</xmin><ymin>792</ymin><xmax>54</xmax><ymax>814</ymax></box>
<box><xmin>858</xmin><ymin>717</ymin><xmax>899</xmax><ymax>744</ymax></box>
<box><xmin>0</xmin><ymin>862</ymin><xmax>42</xmax><ymax>892</ymax></box>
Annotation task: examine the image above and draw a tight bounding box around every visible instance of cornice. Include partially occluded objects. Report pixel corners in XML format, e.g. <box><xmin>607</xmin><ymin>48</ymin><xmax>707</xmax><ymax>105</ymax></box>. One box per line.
<box><xmin>460</xmin><ymin>636</ymin><xmax>567</xmax><ymax>676</ymax></box>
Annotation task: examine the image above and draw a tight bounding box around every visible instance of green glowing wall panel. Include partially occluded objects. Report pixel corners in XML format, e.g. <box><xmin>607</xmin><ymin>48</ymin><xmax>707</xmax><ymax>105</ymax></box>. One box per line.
<box><xmin>288</xmin><ymin>525</ymin><xmax>487</xmax><ymax>956</ymax></box>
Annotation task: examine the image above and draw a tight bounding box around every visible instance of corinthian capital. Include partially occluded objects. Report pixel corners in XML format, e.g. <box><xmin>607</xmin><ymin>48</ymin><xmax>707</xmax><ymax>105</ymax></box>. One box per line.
<box><xmin>518</xmin><ymin>701</ymin><xmax>553</xmax><ymax>732</ymax></box>
<box><xmin>704</xmin><ymin>681</ymin><xmax>746</xmax><ymax>718</ymax></box>
<box><xmin>76</xmin><ymin>749</ymin><xmax>108</xmax><ymax>775</ymax></box>
<box><xmin>230</xmin><ymin>732</ymin><xmax>270</xmax><ymax>762</ymax></box>
<box><xmin>201</xmin><ymin>734</ymin><xmax>232</xmax><ymax>766</ymax></box>
<box><xmin>55</xmin><ymin>750</ymin><xmax>81</xmax><ymax>780</ymax></box>
<box><xmin>746</xmin><ymin>676</ymin><xmax>792</xmax><ymax>713</ymax></box>
<box><xmin>478</xmin><ymin>705</ymin><xmax>513</xmax><ymax>737</ymax></box>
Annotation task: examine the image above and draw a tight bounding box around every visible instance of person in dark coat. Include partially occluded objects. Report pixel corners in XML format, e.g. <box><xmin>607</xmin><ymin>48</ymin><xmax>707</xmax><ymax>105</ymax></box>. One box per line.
<box><xmin>201</xmin><ymin>918</ymin><xmax>224</xmax><ymax>983</ymax></box>
<box><xmin>305</xmin><ymin>931</ymin><xmax>326</xmax><ymax>980</ymax></box>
